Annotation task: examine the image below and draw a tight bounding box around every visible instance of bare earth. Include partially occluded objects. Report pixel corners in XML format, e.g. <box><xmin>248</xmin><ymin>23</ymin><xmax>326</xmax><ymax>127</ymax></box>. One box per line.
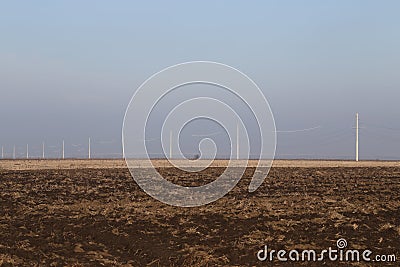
<box><xmin>1</xmin><ymin>159</ymin><xmax>400</xmax><ymax>171</ymax></box>
<box><xmin>0</xmin><ymin>160</ymin><xmax>399</xmax><ymax>266</ymax></box>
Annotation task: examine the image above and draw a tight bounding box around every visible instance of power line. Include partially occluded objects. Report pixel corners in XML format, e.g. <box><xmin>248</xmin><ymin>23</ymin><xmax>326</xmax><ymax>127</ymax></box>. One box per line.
<box><xmin>276</xmin><ymin>125</ymin><xmax>322</xmax><ymax>133</ymax></box>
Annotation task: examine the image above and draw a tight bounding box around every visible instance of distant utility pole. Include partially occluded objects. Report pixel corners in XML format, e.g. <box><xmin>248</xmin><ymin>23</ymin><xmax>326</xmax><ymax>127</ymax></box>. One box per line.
<box><xmin>169</xmin><ymin>131</ymin><xmax>172</xmax><ymax>159</ymax></box>
<box><xmin>42</xmin><ymin>142</ymin><xmax>45</xmax><ymax>159</ymax></box>
<box><xmin>62</xmin><ymin>140</ymin><xmax>65</xmax><ymax>159</ymax></box>
<box><xmin>237</xmin><ymin>123</ymin><xmax>240</xmax><ymax>160</ymax></box>
<box><xmin>26</xmin><ymin>144</ymin><xmax>29</xmax><ymax>159</ymax></box>
<box><xmin>1</xmin><ymin>146</ymin><xmax>3</xmax><ymax>159</ymax></box>
<box><xmin>356</xmin><ymin>113</ymin><xmax>359</xmax><ymax>162</ymax></box>
<box><xmin>88</xmin><ymin>137</ymin><xmax>91</xmax><ymax>159</ymax></box>
<box><xmin>13</xmin><ymin>145</ymin><xmax>16</xmax><ymax>159</ymax></box>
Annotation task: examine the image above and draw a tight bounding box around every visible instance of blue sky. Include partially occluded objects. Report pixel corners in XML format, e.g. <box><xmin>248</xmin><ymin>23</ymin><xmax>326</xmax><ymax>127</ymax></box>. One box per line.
<box><xmin>1</xmin><ymin>1</ymin><xmax>399</xmax><ymax>159</ymax></box>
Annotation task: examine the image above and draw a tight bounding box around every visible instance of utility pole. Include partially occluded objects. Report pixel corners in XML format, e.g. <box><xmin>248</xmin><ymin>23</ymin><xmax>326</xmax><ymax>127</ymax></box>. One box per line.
<box><xmin>169</xmin><ymin>130</ymin><xmax>172</xmax><ymax>159</ymax></box>
<box><xmin>26</xmin><ymin>144</ymin><xmax>29</xmax><ymax>159</ymax></box>
<box><xmin>237</xmin><ymin>123</ymin><xmax>239</xmax><ymax>160</ymax></box>
<box><xmin>42</xmin><ymin>142</ymin><xmax>45</xmax><ymax>159</ymax></box>
<box><xmin>62</xmin><ymin>140</ymin><xmax>65</xmax><ymax>159</ymax></box>
<box><xmin>88</xmin><ymin>137</ymin><xmax>91</xmax><ymax>159</ymax></box>
<box><xmin>1</xmin><ymin>146</ymin><xmax>3</xmax><ymax>159</ymax></box>
<box><xmin>13</xmin><ymin>145</ymin><xmax>16</xmax><ymax>159</ymax></box>
<box><xmin>356</xmin><ymin>113</ymin><xmax>359</xmax><ymax>162</ymax></box>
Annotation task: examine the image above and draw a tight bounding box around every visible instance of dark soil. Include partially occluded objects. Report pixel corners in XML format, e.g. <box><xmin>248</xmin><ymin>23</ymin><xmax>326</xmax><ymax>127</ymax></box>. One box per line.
<box><xmin>0</xmin><ymin>167</ymin><xmax>399</xmax><ymax>266</ymax></box>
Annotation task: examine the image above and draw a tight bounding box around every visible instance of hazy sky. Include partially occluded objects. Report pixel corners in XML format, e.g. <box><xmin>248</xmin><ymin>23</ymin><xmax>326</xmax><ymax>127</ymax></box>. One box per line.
<box><xmin>1</xmin><ymin>1</ymin><xmax>399</xmax><ymax>159</ymax></box>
